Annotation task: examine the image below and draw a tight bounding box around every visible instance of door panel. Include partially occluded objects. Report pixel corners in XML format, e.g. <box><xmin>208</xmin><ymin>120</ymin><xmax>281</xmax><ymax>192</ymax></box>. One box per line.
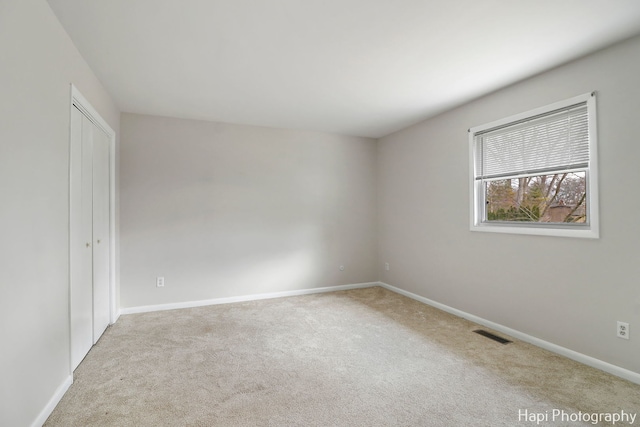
<box><xmin>92</xmin><ymin>123</ymin><xmax>110</xmax><ymax>343</ymax></box>
<box><xmin>70</xmin><ymin>108</ymin><xmax>94</xmax><ymax>370</ymax></box>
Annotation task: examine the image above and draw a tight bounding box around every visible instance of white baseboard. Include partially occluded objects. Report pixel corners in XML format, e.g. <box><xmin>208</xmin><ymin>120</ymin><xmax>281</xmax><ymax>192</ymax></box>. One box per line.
<box><xmin>378</xmin><ymin>281</ymin><xmax>640</xmax><ymax>385</ymax></box>
<box><xmin>115</xmin><ymin>280</ymin><xmax>640</xmax><ymax>384</ymax></box>
<box><xmin>31</xmin><ymin>375</ymin><xmax>72</xmax><ymax>427</ymax></box>
<box><xmin>120</xmin><ymin>282</ymin><xmax>379</xmax><ymax>315</ymax></box>
<box><xmin>111</xmin><ymin>309</ymin><xmax>121</xmax><ymax>325</ymax></box>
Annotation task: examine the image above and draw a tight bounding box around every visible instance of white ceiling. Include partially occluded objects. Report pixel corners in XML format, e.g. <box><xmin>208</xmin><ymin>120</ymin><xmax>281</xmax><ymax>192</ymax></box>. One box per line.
<box><xmin>48</xmin><ymin>0</ymin><xmax>640</xmax><ymax>138</ymax></box>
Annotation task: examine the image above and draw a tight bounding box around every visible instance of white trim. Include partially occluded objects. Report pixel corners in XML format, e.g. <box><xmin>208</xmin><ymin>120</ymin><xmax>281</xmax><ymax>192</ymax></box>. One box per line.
<box><xmin>468</xmin><ymin>222</ymin><xmax>598</xmax><ymax>239</ymax></box>
<box><xmin>586</xmin><ymin>93</ymin><xmax>600</xmax><ymax>237</ymax></box>
<box><xmin>468</xmin><ymin>92</ymin><xmax>599</xmax><ymax>239</ymax></box>
<box><xmin>71</xmin><ymin>86</ymin><xmax>114</xmax><ymax>138</ymax></box>
<box><xmin>70</xmin><ymin>84</ymin><xmax>118</xmax><ymax>326</ymax></box>
<box><xmin>378</xmin><ymin>282</ymin><xmax>640</xmax><ymax>385</ymax></box>
<box><xmin>120</xmin><ymin>282</ymin><xmax>379</xmax><ymax>315</ymax></box>
<box><xmin>30</xmin><ymin>375</ymin><xmax>72</xmax><ymax>427</ymax></box>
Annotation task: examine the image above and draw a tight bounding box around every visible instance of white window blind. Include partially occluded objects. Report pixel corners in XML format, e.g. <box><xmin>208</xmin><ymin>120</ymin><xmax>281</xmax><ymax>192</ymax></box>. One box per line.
<box><xmin>474</xmin><ymin>102</ymin><xmax>589</xmax><ymax>180</ymax></box>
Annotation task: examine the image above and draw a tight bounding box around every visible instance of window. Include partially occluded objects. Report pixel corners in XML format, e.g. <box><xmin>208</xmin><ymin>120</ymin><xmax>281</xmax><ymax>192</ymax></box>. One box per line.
<box><xmin>469</xmin><ymin>93</ymin><xmax>599</xmax><ymax>238</ymax></box>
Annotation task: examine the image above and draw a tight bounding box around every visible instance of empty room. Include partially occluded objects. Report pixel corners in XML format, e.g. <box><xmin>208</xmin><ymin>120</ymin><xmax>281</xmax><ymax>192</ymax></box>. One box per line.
<box><xmin>3</xmin><ymin>0</ymin><xmax>640</xmax><ymax>426</ymax></box>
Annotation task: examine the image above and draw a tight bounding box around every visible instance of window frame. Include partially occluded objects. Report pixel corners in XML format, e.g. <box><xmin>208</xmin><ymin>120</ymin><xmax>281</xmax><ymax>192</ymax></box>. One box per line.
<box><xmin>469</xmin><ymin>92</ymin><xmax>599</xmax><ymax>238</ymax></box>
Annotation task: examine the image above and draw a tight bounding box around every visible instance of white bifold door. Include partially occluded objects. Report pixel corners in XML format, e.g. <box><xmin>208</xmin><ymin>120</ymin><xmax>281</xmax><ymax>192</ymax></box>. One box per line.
<box><xmin>70</xmin><ymin>105</ymin><xmax>111</xmax><ymax>371</ymax></box>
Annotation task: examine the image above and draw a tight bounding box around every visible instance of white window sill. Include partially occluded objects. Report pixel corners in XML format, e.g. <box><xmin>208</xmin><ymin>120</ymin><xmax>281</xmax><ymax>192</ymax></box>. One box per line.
<box><xmin>470</xmin><ymin>223</ymin><xmax>599</xmax><ymax>239</ymax></box>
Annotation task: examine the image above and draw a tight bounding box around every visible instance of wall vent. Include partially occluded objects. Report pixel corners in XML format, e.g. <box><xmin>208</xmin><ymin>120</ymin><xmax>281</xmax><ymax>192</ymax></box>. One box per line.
<box><xmin>473</xmin><ymin>329</ymin><xmax>512</xmax><ymax>344</ymax></box>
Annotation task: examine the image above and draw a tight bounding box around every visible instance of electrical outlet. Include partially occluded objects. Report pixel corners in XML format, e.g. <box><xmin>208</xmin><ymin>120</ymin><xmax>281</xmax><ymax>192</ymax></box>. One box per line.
<box><xmin>156</xmin><ymin>277</ymin><xmax>165</xmax><ymax>287</ymax></box>
<box><xmin>617</xmin><ymin>321</ymin><xmax>629</xmax><ymax>340</ymax></box>
<box><xmin>385</xmin><ymin>262</ymin><xmax>390</xmax><ymax>271</ymax></box>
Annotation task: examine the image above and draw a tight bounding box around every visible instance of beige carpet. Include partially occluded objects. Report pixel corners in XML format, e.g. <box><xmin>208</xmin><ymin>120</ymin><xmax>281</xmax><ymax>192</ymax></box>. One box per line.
<box><xmin>46</xmin><ymin>287</ymin><xmax>640</xmax><ymax>426</ymax></box>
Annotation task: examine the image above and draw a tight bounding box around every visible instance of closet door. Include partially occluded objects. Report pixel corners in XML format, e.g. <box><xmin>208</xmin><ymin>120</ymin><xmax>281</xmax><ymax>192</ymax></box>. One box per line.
<box><xmin>70</xmin><ymin>107</ymin><xmax>95</xmax><ymax>370</ymax></box>
<box><xmin>92</xmin><ymin>126</ymin><xmax>110</xmax><ymax>342</ymax></box>
<box><xmin>70</xmin><ymin>105</ymin><xmax>111</xmax><ymax>370</ymax></box>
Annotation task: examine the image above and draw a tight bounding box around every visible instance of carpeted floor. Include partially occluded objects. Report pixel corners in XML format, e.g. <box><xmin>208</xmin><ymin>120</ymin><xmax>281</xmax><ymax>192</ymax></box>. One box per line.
<box><xmin>45</xmin><ymin>287</ymin><xmax>640</xmax><ymax>426</ymax></box>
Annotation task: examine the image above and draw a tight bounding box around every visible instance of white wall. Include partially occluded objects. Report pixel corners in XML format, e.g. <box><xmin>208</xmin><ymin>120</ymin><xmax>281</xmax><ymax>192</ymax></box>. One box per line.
<box><xmin>378</xmin><ymin>34</ymin><xmax>640</xmax><ymax>374</ymax></box>
<box><xmin>120</xmin><ymin>114</ymin><xmax>377</xmax><ymax>308</ymax></box>
<box><xmin>0</xmin><ymin>1</ymin><xmax>120</xmax><ymax>426</ymax></box>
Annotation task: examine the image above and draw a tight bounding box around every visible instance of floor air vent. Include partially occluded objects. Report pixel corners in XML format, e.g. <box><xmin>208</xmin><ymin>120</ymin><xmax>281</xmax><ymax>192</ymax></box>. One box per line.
<box><xmin>473</xmin><ymin>329</ymin><xmax>512</xmax><ymax>344</ymax></box>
